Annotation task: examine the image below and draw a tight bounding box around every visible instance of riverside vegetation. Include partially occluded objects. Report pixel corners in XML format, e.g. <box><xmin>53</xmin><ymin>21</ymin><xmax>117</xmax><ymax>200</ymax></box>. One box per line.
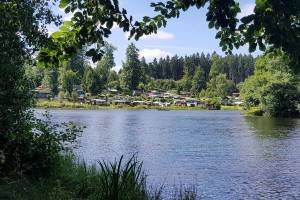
<box><xmin>0</xmin><ymin>153</ymin><xmax>197</xmax><ymax>200</ymax></box>
<box><xmin>34</xmin><ymin>48</ymin><xmax>300</xmax><ymax>116</ymax></box>
<box><xmin>1</xmin><ymin>0</ymin><xmax>300</xmax><ymax>199</ymax></box>
<box><xmin>36</xmin><ymin>99</ymin><xmax>243</xmax><ymax>111</ymax></box>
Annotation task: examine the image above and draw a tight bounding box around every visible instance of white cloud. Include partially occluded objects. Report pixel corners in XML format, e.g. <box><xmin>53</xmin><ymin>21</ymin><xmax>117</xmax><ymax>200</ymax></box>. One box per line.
<box><xmin>62</xmin><ymin>13</ymin><xmax>73</xmax><ymax>21</ymax></box>
<box><xmin>125</xmin><ymin>31</ymin><xmax>174</xmax><ymax>41</ymax></box>
<box><xmin>141</xmin><ymin>31</ymin><xmax>175</xmax><ymax>40</ymax></box>
<box><xmin>139</xmin><ymin>48</ymin><xmax>172</xmax><ymax>61</ymax></box>
<box><xmin>238</xmin><ymin>3</ymin><xmax>255</xmax><ymax>19</ymax></box>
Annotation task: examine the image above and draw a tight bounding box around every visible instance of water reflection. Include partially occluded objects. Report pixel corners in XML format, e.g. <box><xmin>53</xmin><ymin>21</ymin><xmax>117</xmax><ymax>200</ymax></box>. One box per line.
<box><xmin>244</xmin><ymin>116</ymin><xmax>300</xmax><ymax>138</ymax></box>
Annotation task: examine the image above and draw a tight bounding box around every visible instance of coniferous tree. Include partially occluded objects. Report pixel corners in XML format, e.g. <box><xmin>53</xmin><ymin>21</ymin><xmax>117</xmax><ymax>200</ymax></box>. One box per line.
<box><xmin>68</xmin><ymin>46</ymin><xmax>89</xmax><ymax>83</ymax></box>
<box><xmin>121</xmin><ymin>43</ymin><xmax>141</xmax><ymax>91</ymax></box>
<box><xmin>140</xmin><ymin>57</ymin><xmax>148</xmax><ymax>84</ymax></box>
<box><xmin>82</xmin><ymin>66</ymin><xmax>100</xmax><ymax>95</ymax></box>
<box><xmin>96</xmin><ymin>42</ymin><xmax>117</xmax><ymax>88</ymax></box>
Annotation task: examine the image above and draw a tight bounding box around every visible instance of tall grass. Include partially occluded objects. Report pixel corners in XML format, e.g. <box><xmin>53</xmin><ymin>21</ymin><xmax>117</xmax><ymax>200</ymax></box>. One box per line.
<box><xmin>0</xmin><ymin>155</ymin><xmax>199</xmax><ymax>200</ymax></box>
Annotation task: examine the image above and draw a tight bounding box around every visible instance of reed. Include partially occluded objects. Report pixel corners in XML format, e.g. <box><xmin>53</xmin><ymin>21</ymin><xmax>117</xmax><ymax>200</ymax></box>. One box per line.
<box><xmin>0</xmin><ymin>154</ymin><xmax>198</xmax><ymax>200</ymax></box>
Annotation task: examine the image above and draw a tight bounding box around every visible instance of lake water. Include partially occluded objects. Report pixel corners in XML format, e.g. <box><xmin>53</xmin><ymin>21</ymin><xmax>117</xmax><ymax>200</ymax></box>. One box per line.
<box><xmin>38</xmin><ymin>109</ymin><xmax>300</xmax><ymax>199</ymax></box>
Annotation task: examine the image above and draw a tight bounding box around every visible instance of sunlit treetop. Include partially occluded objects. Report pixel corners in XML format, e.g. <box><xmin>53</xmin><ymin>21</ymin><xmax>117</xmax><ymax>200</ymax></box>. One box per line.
<box><xmin>37</xmin><ymin>0</ymin><xmax>300</xmax><ymax>69</ymax></box>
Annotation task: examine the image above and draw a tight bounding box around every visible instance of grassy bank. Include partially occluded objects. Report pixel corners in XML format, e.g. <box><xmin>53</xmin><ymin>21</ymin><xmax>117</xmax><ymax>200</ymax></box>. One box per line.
<box><xmin>244</xmin><ymin>108</ymin><xmax>264</xmax><ymax>116</ymax></box>
<box><xmin>221</xmin><ymin>105</ymin><xmax>245</xmax><ymax>111</ymax></box>
<box><xmin>35</xmin><ymin>100</ymin><xmax>243</xmax><ymax>111</ymax></box>
<box><xmin>0</xmin><ymin>155</ymin><xmax>197</xmax><ymax>200</ymax></box>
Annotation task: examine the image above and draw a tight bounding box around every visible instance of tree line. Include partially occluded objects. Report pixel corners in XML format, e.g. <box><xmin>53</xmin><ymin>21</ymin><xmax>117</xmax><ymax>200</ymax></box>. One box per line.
<box><xmin>28</xmin><ymin>43</ymin><xmax>255</xmax><ymax>99</ymax></box>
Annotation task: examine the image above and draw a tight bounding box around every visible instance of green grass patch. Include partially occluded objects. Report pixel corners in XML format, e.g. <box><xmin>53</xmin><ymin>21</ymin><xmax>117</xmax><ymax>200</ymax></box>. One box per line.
<box><xmin>245</xmin><ymin>108</ymin><xmax>264</xmax><ymax>116</ymax></box>
<box><xmin>221</xmin><ymin>105</ymin><xmax>244</xmax><ymax>111</ymax></box>
<box><xmin>35</xmin><ymin>100</ymin><xmax>208</xmax><ymax>111</ymax></box>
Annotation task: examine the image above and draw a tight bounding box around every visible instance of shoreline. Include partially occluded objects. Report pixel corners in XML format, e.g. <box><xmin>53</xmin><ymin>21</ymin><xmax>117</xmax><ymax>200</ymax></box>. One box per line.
<box><xmin>35</xmin><ymin>100</ymin><xmax>244</xmax><ymax>111</ymax></box>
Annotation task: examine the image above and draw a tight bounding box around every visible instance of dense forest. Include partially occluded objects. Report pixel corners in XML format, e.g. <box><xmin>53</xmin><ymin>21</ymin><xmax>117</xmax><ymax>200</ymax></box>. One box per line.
<box><xmin>27</xmin><ymin>43</ymin><xmax>255</xmax><ymax>99</ymax></box>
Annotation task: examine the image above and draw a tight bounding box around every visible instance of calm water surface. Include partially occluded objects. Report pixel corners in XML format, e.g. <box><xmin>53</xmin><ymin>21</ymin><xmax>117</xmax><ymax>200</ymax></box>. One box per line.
<box><xmin>38</xmin><ymin>109</ymin><xmax>300</xmax><ymax>199</ymax></box>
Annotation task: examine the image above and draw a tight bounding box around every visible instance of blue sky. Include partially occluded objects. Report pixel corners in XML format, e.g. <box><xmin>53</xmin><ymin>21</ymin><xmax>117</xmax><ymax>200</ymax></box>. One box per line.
<box><xmin>49</xmin><ymin>0</ymin><xmax>259</xmax><ymax>70</ymax></box>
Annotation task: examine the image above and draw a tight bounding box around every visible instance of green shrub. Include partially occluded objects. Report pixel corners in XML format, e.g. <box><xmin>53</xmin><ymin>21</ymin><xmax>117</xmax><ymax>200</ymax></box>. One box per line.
<box><xmin>0</xmin><ymin>112</ymin><xmax>82</xmax><ymax>178</ymax></box>
<box><xmin>205</xmin><ymin>97</ymin><xmax>222</xmax><ymax>110</ymax></box>
<box><xmin>246</xmin><ymin>108</ymin><xmax>264</xmax><ymax>116</ymax></box>
<box><xmin>261</xmin><ymin>83</ymin><xmax>300</xmax><ymax>117</ymax></box>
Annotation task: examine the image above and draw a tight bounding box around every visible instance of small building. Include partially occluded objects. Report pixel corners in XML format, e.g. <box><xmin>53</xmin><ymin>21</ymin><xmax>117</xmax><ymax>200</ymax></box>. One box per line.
<box><xmin>153</xmin><ymin>101</ymin><xmax>170</xmax><ymax>107</ymax></box>
<box><xmin>34</xmin><ymin>85</ymin><xmax>51</xmax><ymax>99</ymax></box>
<box><xmin>85</xmin><ymin>99</ymin><xmax>91</xmax><ymax>104</ymax></box>
<box><xmin>113</xmin><ymin>100</ymin><xmax>131</xmax><ymax>106</ymax></box>
<box><xmin>232</xmin><ymin>93</ymin><xmax>240</xmax><ymax>97</ymax></box>
<box><xmin>108</xmin><ymin>88</ymin><xmax>119</xmax><ymax>95</ymax></box>
<box><xmin>78</xmin><ymin>95</ymin><xmax>85</xmax><ymax>103</ymax></box>
<box><xmin>91</xmin><ymin>99</ymin><xmax>108</xmax><ymax>106</ymax></box>
<box><xmin>146</xmin><ymin>101</ymin><xmax>154</xmax><ymax>106</ymax></box>
<box><xmin>147</xmin><ymin>90</ymin><xmax>163</xmax><ymax>98</ymax></box>
<box><xmin>186</xmin><ymin>98</ymin><xmax>198</xmax><ymax>107</ymax></box>
<box><xmin>131</xmin><ymin>101</ymin><xmax>146</xmax><ymax>106</ymax></box>
<box><xmin>233</xmin><ymin>101</ymin><xmax>245</xmax><ymax>106</ymax></box>
<box><xmin>163</xmin><ymin>92</ymin><xmax>172</xmax><ymax>98</ymax></box>
<box><xmin>160</xmin><ymin>102</ymin><xmax>171</xmax><ymax>107</ymax></box>
<box><xmin>173</xmin><ymin>99</ymin><xmax>186</xmax><ymax>107</ymax></box>
<box><xmin>132</xmin><ymin>90</ymin><xmax>144</xmax><ymax>96</ymax></box>
<box><xmin>179</xmin><ymin>91</ymin><xmax>191</xmax><ymax>98</ymax></box>
<box><xmin>153</xmin><ymin>101</ymin><xmax>160</xmax><ymax>106</ymax></box>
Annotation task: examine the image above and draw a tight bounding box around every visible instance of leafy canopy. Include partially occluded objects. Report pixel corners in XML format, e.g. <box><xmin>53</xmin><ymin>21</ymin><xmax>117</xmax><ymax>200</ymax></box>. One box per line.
<box><xmin>240</xmin><ymin>52</ymin><xmax>300</xmax><ymax>117</ymax></box>
<box><xmin>39</xmin><ymin>0</ymin><xmax>300</xmax><ymax>70</ymax></box>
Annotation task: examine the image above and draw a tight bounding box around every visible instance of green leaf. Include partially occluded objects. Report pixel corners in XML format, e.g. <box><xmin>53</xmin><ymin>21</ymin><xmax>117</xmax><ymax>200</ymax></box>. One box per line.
<box><xmin>59</xmin><ymin>26</ymin><xmax>69</xmax><ymax>32</ymax></box>
<box><xmin>143</xmin><ymin>16</ymin><xmax>151</xmax><ymax>23</ymax></box>
<box><xmin>51</xmin><ymin>32</ymin><xmax>65</xmax><ymax>39</ymax></box>
<box><xmin>37</xmin><ymin>61</ymin><xmax>45</xmax><ymax>68</ymax></box>
<box><xmin>86</xmin><ymin>48</ymin><xmax>96</xmax><ymax>57</ymax></box>
<box><xmin>215</xmin><ymin>31</ymin><xmax>222</xmax><ymax>39</ymax></box>
<box><xmin>65</xmin><ymin>6</ymin><xmax>71</xmax><ymax>13</ymax></box>
<box><xmin>59</xmin><ymin>0</ymin><xmax>70</xmax><ymax>9</ymax></box>
<box><xmin>106</xmin><ymin>20</ymin><xmax>113</xmax><ymax>29</ymax></box>
<box><xmin>64</xmin><ymin>21</ymin><xmax>74</xmax><ymax>27</ymax></box>
<box><xmin>249</xmin><ymin>42</ymin><xmax>257</xmax><ymax>52</ymax></box>
<box><xmin>240</xmin><ymin>15</ymin><xmax>254</xmax><ymax>24</ymax></box>
<box><xmin>157</xmin><ymin>19</ymin><xmax>162</xmax><ymax>28</ymax></box>
<box><xmin>256</xmin><ymin>0</ymin><xmax>267</xmax><ymax>9</ymax></box>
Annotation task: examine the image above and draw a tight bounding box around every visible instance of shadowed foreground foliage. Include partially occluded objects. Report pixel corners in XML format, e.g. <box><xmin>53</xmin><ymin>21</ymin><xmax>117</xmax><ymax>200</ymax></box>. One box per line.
<box><xmin>0</xmin><ymin>155</ymin><xmax>198</xmax><ymax>200</ymax></box>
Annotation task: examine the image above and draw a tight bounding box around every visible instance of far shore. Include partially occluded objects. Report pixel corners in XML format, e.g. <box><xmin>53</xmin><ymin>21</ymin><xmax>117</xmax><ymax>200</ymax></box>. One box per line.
<box><xmin>35</xmin><ymin>100</ymin><xmax>244</xmax><ymax>111</ymax></box>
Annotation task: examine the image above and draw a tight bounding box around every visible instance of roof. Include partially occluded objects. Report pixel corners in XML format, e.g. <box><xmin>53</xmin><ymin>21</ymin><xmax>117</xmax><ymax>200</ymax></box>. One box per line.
<box><xmin>91</xmin><ymin>99</ymin><xmax>106</xmax><ymax>102</ymax></box>
<box><xmin>35</xmin><ymin>85</ymin><xmax>51</xmax><ymax>93</ymax></box>
<box><xmin>108</xmin><ymin>89</ymin><xmax>118</xmax><ymax>92</ymax></box>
